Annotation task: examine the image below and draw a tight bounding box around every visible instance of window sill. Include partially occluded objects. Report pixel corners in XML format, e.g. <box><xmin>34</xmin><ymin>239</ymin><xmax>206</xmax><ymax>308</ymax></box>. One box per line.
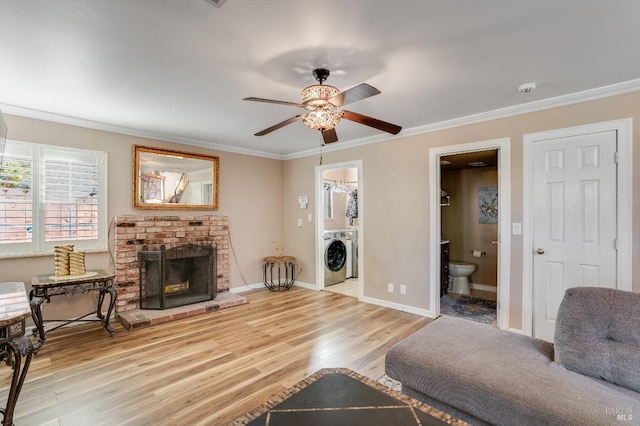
<box><xmin>0</xmin><ymin>248</ymin><xmax>109</xmax><ymax>260</ymax></box>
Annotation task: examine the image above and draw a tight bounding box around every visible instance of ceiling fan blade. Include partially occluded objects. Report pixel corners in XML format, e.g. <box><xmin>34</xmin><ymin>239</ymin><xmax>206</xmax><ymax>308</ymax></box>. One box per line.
<box><xmin>322</xmin><ymin>128</ymin><xmax>338</xmax><ymax>144</ymax></box>
<box><xmin>342</xmin><ymin>110</ymin><xmax>402</xmax><ymax>135</ymax></box>
<box><xmin>255</xmin><ymin>115</ymin><xmax>304</xmax><ymax>136</ymax></box>
<box><xmin>328</xmin><ymin>83</ymin><xmax>381</xmax><ymax>107</ymax></box>
<box><xmin>243</xmin><ymin>97</ymin><xmax>305</xmax><ymax>108</ymax></box>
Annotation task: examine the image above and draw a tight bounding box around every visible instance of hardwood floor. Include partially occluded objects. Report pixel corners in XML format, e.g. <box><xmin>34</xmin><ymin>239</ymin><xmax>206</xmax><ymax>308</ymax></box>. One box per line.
<box><xmin>0</xmin><ymin>287</ymin><xmax>432</xmax><ymax>425</ymax></box>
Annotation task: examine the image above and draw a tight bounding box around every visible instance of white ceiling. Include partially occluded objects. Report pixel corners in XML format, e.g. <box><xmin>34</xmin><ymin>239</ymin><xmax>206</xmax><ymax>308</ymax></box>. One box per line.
<box><xmin>1</xmin><ymin>1</ymin><xmax>639</xmax><ymax>159</ymax></box>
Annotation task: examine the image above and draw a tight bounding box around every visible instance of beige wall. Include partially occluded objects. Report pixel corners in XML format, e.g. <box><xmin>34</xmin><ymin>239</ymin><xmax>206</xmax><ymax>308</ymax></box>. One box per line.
<box><xmin>283</xmin><ymin>91</ymin><xmax>640</xmax><ymax>330</ymax></box>
<box><xmin>0</xmin><ymin>114</ymin><xmax>283</xmax><ymax>320</ymax></box>
<box><xmin>4</xmin><ymin>90</ymin><xmax>639</xmax><ymax>330</ymax></box>
<box><xmin>442</xmin><ymin>168</ymin><xmax>498</xmax><ymax>288</ymax></box>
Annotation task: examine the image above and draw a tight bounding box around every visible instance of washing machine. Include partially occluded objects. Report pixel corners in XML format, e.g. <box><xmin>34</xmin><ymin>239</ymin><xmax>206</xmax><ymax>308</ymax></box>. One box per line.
<box><xmin>324</xmin><ymin>231</ymin><xmax>348</xmax><ymax>286</ymax></box>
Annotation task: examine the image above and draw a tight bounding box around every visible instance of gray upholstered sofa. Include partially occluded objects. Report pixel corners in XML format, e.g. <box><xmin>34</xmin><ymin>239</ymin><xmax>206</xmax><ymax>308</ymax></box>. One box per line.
<box><xmin>385</xmin><ymin>287</ymin><xmax>640</xmax><ymax>425</ymax></box>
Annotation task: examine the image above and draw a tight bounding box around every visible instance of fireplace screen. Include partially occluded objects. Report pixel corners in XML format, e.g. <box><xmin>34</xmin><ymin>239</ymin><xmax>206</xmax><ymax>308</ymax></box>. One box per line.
<box><xmin>139</xmin><ymin>244</ymin><xmax>217</xmax><ymax>310</ymax></box>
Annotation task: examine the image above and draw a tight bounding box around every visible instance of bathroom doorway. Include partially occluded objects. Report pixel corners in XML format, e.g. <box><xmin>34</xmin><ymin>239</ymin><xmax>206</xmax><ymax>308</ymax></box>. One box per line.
<box><xmin>428</xmin><ymin>138</ymin><xmax>511</xmax><ymax>329</ymax></box>
<box><xmin>315</xmin><ymin>160</ymin><xmax>362</xmax><ymax>299</ymax></box>
<box><xmin>440</xmin><ymin>150</ymin><xmax>498</xmax><ymax>325</ymax></box>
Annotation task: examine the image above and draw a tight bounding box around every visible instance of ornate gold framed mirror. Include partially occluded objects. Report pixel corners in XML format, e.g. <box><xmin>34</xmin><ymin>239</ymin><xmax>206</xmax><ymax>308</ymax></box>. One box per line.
<box><xmin>133</xmin><ymin>145</ymin><xmax>219</xmax><ymax>210</ymax></box>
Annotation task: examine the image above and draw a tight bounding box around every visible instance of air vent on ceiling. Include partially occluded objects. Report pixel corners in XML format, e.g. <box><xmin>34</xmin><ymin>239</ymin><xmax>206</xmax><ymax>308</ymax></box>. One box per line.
<box><xmin>205</xmin><ymin>0</ymin><xmax>227</xmax><ymax>6</ymax></box>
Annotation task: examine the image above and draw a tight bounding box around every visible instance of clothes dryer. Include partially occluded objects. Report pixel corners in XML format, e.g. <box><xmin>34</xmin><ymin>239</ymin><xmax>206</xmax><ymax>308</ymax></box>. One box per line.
<box><xmin>343</xmin><ymin>230</ymin><xmax>358</xmax><ymax>278</ymax></box>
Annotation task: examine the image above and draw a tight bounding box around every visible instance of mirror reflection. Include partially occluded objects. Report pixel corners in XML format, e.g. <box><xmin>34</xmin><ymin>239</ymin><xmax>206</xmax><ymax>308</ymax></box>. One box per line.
<box><xmin>133</xmin><ymin>145</ymin><xmax>219</xmax><ymax>210</ymax></box>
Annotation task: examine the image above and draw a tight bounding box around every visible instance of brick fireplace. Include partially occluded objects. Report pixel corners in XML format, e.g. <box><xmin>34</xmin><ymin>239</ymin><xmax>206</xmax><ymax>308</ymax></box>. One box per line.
<box><xmin>113</xmin><ymin>215</ymin><xmax>247</xmax><ymax>329</ymax></box>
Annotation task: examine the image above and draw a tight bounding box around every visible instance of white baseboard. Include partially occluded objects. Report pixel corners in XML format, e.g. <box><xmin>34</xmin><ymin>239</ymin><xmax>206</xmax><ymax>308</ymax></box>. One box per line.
<box><xmin>360</xmin><ymin>295</ymin><xmax>435</xmax><ymax>318</ymax></box>
<box><xmin>470</xmin><ymin>283</ymin><xmax>497</xmax><ymax>292</ymax></box>
<box><xmin>292</xmin><ymin>281</ymin><xmax>317</xmax><ymax>291</ymax></box>
<box><xmin>230</xmin><ymin>283</ymin><xmax>263</xmax><ymax>293</ymax></box>
<box><xmin>230</xmin><ymin>281</ymin><xmax>317</xmax><ymax>293</ymax></box>
<box><xmin>231</xmin><ymin>281</ymin><xmax>435</xmax><ymax>319</ymax></box>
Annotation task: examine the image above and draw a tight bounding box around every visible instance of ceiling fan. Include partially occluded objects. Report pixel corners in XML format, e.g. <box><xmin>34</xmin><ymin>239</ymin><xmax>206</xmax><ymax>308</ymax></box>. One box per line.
<box><xmin>243</xmin><ymin>68</ymin><xmax>402</xmax><ymax>144</ymax></box>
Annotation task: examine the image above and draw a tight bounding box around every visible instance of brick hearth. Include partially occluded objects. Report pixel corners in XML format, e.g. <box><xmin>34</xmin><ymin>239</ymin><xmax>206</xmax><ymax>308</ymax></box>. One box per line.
<box><xmin>113</xmin><ymin>215</ymin><xmax>247</xmax><ymax>330</ymax></box>
<box><xmin>116</xmin><ymin>292</ymin><xmax>247</xmax><ymax>330</ymax></box>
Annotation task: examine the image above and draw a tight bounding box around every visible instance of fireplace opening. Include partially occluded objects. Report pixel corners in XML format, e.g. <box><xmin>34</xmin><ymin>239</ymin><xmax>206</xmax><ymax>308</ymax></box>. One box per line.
<box><xmin>139</xmin><ymin>244</ymin><xmax>217</xmax><ymax>310</ymax></box>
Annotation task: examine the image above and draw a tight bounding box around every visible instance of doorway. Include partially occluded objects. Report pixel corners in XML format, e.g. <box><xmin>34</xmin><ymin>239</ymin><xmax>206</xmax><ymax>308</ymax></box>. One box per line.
<box><xmin>429</xmin><ymin>138</ymin><xmax>511</xmax><ymax>329</ymax></box>
<box><xmin>315</xmin><ymin>160</ymin><xmax>363</xmax><ymax>299</ymax></box>
<box><xmin>522</xmin><ymin>119</ymin><xmax>633</xmax><ymax>341</ymax></box>
<box><xmin>439</xmin><ymin>150</ymin><xmax>499</xmax><ymax>324</ymax></box>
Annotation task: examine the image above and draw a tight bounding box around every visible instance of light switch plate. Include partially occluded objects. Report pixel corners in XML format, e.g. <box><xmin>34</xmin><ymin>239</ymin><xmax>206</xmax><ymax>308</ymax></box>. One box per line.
<box><xmin>512</xmin><ymin>222</ymin><xmax>522</xmax><ymax>235</ymax></box>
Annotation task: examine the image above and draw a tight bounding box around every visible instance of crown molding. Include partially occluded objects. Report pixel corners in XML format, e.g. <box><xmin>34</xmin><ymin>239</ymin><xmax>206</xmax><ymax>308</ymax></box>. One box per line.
<box><xmin>0</xmin><ymin>103</ymin><xmax>285</xmax><ymax>161</ymax></box>
<box><xmin>4</xmin><ymin>78</ymin><xmax>640</xmax><ymax>162</ymax></box>
<box><xmin>400</xmin><ymin>78</ymin><xmax>640</xmax><ymax>139</ymax></box>
<box><xmin>286</xmin><ymin>78</ymin><xmax>640</xmax><ymax>160</ymax></box>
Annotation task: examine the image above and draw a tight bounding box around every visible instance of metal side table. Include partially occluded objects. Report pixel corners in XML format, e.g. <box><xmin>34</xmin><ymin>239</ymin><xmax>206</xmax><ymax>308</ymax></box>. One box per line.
<box><xmin>30</xmin><ymin>269</ymin><xmax>117</xmax><ymax>351</ymax></box>
<box><xmin>0</xmin><ymin>282</ymin><xmax>34</xmax><ymax>426</ymax></box>
<box><xmin>262</xmin><ymin>256</ymin><xmax>296</xmax><ymax>291</ymax></box>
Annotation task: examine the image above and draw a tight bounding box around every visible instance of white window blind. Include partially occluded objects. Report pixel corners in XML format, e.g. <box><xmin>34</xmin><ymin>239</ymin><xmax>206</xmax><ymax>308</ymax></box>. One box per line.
<box><xmin>0</xmin><ymin>140</ymin><xmax>107</xmax><ymax>256</ymax></box>
<box><xmin>0</xmin><ymin>149</ymin><xmax>32</xmax><ymax>245</ymax></box>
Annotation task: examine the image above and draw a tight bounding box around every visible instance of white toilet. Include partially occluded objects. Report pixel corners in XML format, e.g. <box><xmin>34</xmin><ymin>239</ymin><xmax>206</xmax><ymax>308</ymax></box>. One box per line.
<box><xmin>448</xmin><ymin>262</ymin><xmax>476</xmax><ymax>295</ymax></box>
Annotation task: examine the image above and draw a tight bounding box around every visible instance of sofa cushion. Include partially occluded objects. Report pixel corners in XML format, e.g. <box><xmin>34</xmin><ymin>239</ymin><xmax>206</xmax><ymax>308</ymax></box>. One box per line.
<box><xmin>554</xmin><ymin>286</ymin><xmax>640</xmax><ymax>393</ymax></box>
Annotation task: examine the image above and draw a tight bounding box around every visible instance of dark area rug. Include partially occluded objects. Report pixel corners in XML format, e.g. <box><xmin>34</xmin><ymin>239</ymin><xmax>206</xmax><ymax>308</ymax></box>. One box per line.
<box><xmin>441</xmin><ymin>295</ymin><xmax>497</xmax><ymax>324</ymax></box>
<box><xmin>232</xmin><ymin>368</ymin><xmax>463</xmax><ymax>425</ymax></box>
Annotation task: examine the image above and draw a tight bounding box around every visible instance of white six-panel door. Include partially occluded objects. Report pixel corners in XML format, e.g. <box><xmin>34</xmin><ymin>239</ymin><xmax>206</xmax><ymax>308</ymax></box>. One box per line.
<box><xmin>531</xmin><ymin>130</ymin><xmax>618</xmax><ymax>342</ymax></box>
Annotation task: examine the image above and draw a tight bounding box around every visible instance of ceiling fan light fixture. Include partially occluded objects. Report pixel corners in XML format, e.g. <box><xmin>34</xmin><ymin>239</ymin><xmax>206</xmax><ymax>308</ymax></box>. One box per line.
<box><xmin>303</xmin><ymin>107</ymin><xmax>343</xmax><ymax>130</ymax></box>
<box><xmin>244</xmin><ymin>68</ymin><xmax>401</xmax><ymax>141</ymax></box>
<box><xmin>301</xmin><ymin>84</ymin><xmax>340</xmax><ymax>106</ymax></box>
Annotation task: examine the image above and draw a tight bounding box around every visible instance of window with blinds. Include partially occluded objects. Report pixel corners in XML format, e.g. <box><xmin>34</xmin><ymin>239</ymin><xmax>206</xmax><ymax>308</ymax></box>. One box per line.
<box><xmin>0</xmin><ymin>141</ymin><xmax>107</xmax><ymax>256</ymax></box>
<box><xmin>0</xmin><ymin>153</ymin><xmax>32</xmax><ymax>244</ymax></box>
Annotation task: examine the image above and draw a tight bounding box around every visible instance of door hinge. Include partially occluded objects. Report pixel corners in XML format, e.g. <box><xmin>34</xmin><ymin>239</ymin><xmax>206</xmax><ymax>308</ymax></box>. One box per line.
<box><xmin>614</xmin><ymin>238</ymin><xmax>618</xmax><ymax>250</ymax></box>
<box><xmin>614</xmin><ymin>152</ymin><xmax>619</xmax><ymax>163</ymax></box>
